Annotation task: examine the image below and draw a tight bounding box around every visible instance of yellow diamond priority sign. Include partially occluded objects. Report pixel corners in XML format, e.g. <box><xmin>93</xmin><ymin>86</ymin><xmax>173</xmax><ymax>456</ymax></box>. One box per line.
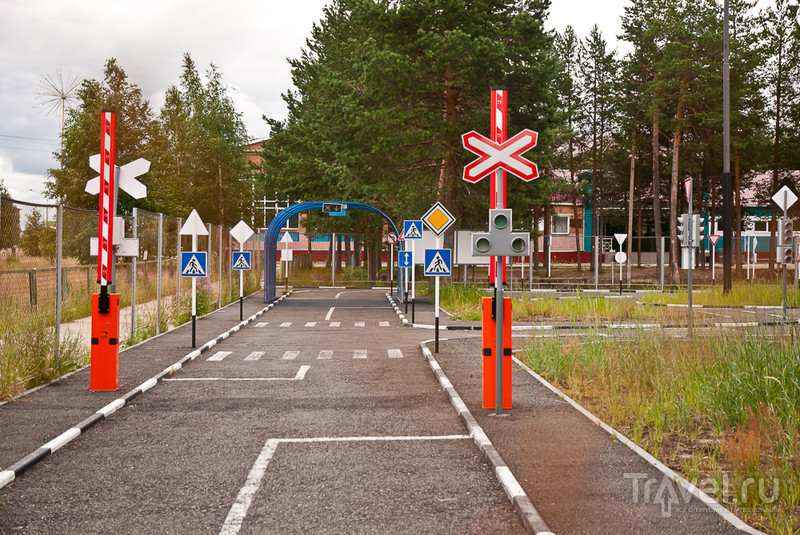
<box><xmin>422</xmin><ymin>202</ymin><xmax>456</xmax><ymax>237</ymax></box>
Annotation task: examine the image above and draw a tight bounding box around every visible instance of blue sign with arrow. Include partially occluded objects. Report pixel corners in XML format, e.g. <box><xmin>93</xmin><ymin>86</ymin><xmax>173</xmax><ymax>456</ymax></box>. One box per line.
<box><xmin>398</xmin><ymin>250</ymin><xmax>413</xmax><ymax>268</ymax></box>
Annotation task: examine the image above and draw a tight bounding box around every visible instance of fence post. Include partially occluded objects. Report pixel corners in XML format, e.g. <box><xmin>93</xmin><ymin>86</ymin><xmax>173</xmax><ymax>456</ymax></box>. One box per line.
<box><xmin>157</xmin><ymin>212</ymin><xmax>163</xmax><ymax>335</ymax></box>
<box><xmin>55</xmin><ymin>205</ymin><xmax>63</xmax><ymax>362</ymax></box>
<box><xmin>29</xmin><ymin>268</ymin><xmax>37</xmax><ymax>310</ymax></box>
<box><xmin>131</xmin><ymin>208</ymin><xmax>138</xmax><ymax>342</ymax></box>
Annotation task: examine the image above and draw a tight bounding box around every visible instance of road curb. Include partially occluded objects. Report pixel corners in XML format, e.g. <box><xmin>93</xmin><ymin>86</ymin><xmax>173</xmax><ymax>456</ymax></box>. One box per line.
<box><xmin>419</xmin><ymin>340</ymin><xmax>554</xmax><ymax>535</ymax></box>
<box><xmin>0</xmin><ymin>290</ymin><xmax>294</xmax><ymax>491</ymax></box>
<box><xmin>512</xmin><ymin>355</ymin><xmax>764</xmax><ymax>535</ymax></box>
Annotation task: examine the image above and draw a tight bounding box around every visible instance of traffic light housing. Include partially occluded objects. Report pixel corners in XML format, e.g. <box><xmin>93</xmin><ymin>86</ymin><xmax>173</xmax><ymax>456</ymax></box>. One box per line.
<box><xmin>778</xmin><ymin>218</ymin><xmax>794</xmax><ymax>265</ymax></box>
<box><xmin>472</xmin><ymin>209</ymin><xmax>531</xmax><ymax>257</ymax></box>
<box><xmin>692</xmin><ymin>214</ymin><xmax>704</xmax><ymax>245</ymax></box>
<box><xmin>677</xmin><ymin>213</ymin><xmax>689</xmax><ymax>247</ymax></box>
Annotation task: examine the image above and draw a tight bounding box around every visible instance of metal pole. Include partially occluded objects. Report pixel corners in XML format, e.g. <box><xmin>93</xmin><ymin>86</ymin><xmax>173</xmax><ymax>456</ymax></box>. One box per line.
<box><xmin>239</xmin><ymin>238</ymin><xmax>245</xmax><ymax>321</ymax></box>
<box><xmin>660</xmin><ymin>237</ymin><xmax>665</xmax><ymax>290</ymax></box>
<box><xmin>495</xmin><ymin>254</ymin><xmax>504</xmax><ymax>416</ymax></box>
<box><xmin>157</xmin><ymin>212</ymin><xmax>163</xmax><ymax>335</ymax></box>
<box><xmin>218</xmin><ymin>225</ymin><xmax>223</xmax><ymax>309</ymax></box>
<box><xmin>331</xmin><ymin>232</ymin><xmax>336</xmax><ymax>286</ymax></box>
<box><xmin>176</xmin><ymin>217</ymin><xmax>182</xmax><ymax>324</ymax></box>
<box><xmin>55</xmin><ymin>204</ymin><xmax>63</xmax><ymax>361</ymax></box>
<box><xmin>411</xmin><ymin>240</ymin><xmax>416</xmax><ymax>323</ymax></box>
<box><xmin>722</xmin><ymin>0</ymin><xmax>733</xmax><ymax>293</ymax></box>
<box><xmin>688</xmin><ymin>190</ymin><xmax>693</xmax><ymax>336</ymax></box>
<box><xmin>131</xmin><ymin>208</ymin><xmax>138</xmax><ymax>342</ymax></box>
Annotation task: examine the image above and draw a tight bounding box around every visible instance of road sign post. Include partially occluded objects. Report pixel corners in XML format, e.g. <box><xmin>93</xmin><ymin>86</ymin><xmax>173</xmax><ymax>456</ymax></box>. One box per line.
<box><xmin>422</xmin><ymin>202</ymin><xmax>455</xmax><ymax>353</ymax></box>
<box><xmin>180</xmin><ymin>209</ymin><xmax>208</xmax><ymax>348</ymax></box>
<box><xmin>773</xmin><ymin>186</ymin><xmax>797</xmax><ymax>321</ymax></box>
<box><xmin>231</xmin><ymin>220</ymin><xmax>254</xmax><ymax>321</ymax></box>
<box><xmin>709</xmin><ymin>234</ymin><xmax>720</xmax><ymax>281</ymax></box>
<box><xmin>404</xmin><ymin>221</ymin><xmax>423</xmax><ymax>323</ymax></box>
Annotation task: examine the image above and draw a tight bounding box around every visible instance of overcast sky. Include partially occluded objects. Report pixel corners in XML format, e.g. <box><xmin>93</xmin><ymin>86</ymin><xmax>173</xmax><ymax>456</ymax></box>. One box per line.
<box><xmin>0</xmin><ymin>0</ymin><xmax>634</xmax><ymax>205</ymax></box>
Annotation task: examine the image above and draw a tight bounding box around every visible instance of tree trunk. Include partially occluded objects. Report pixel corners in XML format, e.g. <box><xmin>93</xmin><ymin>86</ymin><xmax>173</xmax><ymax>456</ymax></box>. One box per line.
<box><xmin>770</xmin><ymin>45</ymin><xmax>783</xmax><ymax>274</ymax></box>
<box><xmin>652</xmin><ymin>103</ymin><xmax>663</xmax><ymax>282</ymax></box>
<box><xmin>669</xmin><ymin>75</ymin><xmax>687</xmax><ymax>284</ymax></box>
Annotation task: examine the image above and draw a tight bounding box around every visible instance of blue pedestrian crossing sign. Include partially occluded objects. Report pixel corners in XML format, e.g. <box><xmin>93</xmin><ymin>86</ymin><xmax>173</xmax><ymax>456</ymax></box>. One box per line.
<box><xmin>398</xmin><ymin>250</ymin><xmax>413</xmax><ymax>268</ymax></box>
<box><xmin>181</xmin><ymin>251</ymin><xmax>207</xmax><ymax>277</ymax></box>
<box><xmin>232</xmin><ymin>251</ymin><xmax>251</xmax><ymax>270</ymax></box>
<box><xmin>403</xmin><ymin>220</ymin><xmax>423</xmax><ymax>239</ymax></box>
<box><xmin>424</xmin><ymin>249</ymin><xmax>451</xmax><ymax>276</ymax></box>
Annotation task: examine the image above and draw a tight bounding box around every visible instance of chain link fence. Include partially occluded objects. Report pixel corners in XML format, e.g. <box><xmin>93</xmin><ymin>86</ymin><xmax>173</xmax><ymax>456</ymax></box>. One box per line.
<box><xmin>0</xmin><ymin>195</ymin><xmax>263</xmax><ymax>399</ymax></box>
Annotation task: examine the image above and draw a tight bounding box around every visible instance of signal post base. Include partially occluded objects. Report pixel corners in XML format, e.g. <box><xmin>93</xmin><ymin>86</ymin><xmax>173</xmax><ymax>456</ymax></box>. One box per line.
<box><xmin>90</xmin><ymin>293</ymin><xmax>120</xmax><ymax>391</ymax></box>
<box><xmin>481</xmin><ymin>296</ymin><xmax>512</xmax><ymax>409</ymax></box>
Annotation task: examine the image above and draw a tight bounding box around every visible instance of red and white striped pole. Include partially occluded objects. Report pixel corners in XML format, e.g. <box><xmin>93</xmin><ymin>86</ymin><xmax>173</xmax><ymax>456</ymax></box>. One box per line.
<box><xmin>97</xmin><ymin>111</ymin><xmax>116</xmax><ymax>289</ymax></box>
<box><xmin>490</xmin><ymin>87</ymin><xmax>507</xmax><ymax>283</ymax></box>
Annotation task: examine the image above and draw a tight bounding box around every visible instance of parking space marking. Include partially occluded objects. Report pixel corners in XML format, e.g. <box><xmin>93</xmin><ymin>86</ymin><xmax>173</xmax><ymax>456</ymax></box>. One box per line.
<box><xmin>244</xmin><ymin>351</ymin><xmax>265</xmax><ymax>361</ymax></box>
<box><xmin>388</xmin><ymin>349</ymin><xmax>403</xmax><ymax>359</ymax></box>
<box><xmin>207</xmin><ymin>351</ymin><xmax>232</xmax><ymax>362</ymax></box>
<box><xmin>280</xmin><ymin>322</ymin><xmax>292</xmax><ymax>327</ymax></box>
<box><xmin>165</xmin><ymin>366</ymin><xmax>310</xmax><ymax>383</ymax></box>
<box><xmin>281</xmin><ymin>351</ymin><xmax>300</xmax><ymax>360</ymax></box>
<box><xmin>353</xmin><ymin>349</ymin><xmax>367</xmax><ymax>359</ymax></box>
<box><xmin>219</xmin><ymin>434</ymin><xmax>471</xmax><ymax>535</ymax></box>
<box><xmin>329</xmin><ymin>322</ymin><xmax>340</xmax><ymax>327</ymax></box>
<box><xmin>317</xmin><ymin>350</ymin><xmax>333</xmax><ymax>360</ymax></box>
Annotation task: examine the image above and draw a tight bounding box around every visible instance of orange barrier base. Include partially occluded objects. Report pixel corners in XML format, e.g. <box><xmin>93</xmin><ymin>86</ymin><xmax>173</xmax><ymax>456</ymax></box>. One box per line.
<box><xmin>481</xmin><ymin>296</ymin><xmax>512</xmax><ymax>409</ymax></box>
<box><xmin>90</xmin><ymin>293</ymin><xmax>120</xmax><ymax>391</ymax></box>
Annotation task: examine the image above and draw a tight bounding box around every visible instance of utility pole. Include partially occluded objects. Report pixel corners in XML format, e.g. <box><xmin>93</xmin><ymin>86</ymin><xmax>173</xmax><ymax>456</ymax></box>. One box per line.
<box><xmin>722</xmin><ymin>0</ymin><xmax>733</xmax><ymax>293</ymax></box>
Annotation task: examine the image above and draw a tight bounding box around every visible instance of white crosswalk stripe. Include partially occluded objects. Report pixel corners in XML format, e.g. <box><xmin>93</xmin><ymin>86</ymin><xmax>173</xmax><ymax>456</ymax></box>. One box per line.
<box><xmin>305</xmin><ymin>322</ymin><xmax>317</xmax><ymax>327</ymax></box>
<box><xmin>388</xmin><ymin>349</ymin><xmax>403</xmax><ymax>359</ymax></box>
<box><xmin>244</xmin><ymin>351</ymin><xmax>264</xmax><ymax>361</ymax></box>
<box><xmin>355</xmin><ymin>322</ymin><xmax>365</xmax><ymax>327</ymax></box>
<box><xmin>353</xmin><ymin>350</ymin><xmax>367</xmax><ymax>359</ymax></box>
<box><xmin>379</xmin><ymin>321</ymin><xmax>390</xmax><ymax>327</ymax></box>
<box><xmin>317</xmin><ymin>350</ymin><xmax>333</xmax><ymax>360</ymax></box>
<box><xmin>281</xmin><ymin>351</ymin><xmax>300</xmax><ymax>360</ymax></box>
<box><xmin>255</xmin><ymin>322</ymin><xmax>268</xmax><ymax>328</ymax></box>
<box><xmin>207</xmin><ymin>351</ymin><xmax>232</xmax><ymax>362</ymax></box>
<box><xmin>329</xmin><ymin>322</ymin><xmax>340</xmax><ymax>327</ymax></box>
<box><xmin>279</xmin><ymin>322</ymin><xmax>292</xmax><ymax>327</ymax></box>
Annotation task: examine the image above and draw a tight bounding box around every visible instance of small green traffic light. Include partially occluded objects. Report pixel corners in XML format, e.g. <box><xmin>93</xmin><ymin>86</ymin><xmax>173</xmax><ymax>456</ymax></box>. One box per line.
<box><xmin>476</xmin><ymin>237</ymin><xmax>491</xmax><ymax>253</ymax></box>
<box><xmin>493</xmin><ymin>213</ymin><xmax>508</xmax><ymax>229</ymax></box>
<box><xmin>511</xmin><ymin>237</ymin><xmax>526</xmax><ymax>253</ymax></box>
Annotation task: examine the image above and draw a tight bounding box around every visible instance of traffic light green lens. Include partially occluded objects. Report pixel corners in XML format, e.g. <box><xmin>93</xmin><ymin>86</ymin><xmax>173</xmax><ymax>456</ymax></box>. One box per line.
<box><xmin>511</xmin><ymin>237</ymin><xmax>526</xmax><ymax>253</ymax></box>
<box><xmin>476</xmin><ymin>237</ymin><xmax>491</xmax><ymax>253</ymax></box>
<box><xmin>493</xmin><ymin>214</ymin><xmax>508</xmax><ymax>229</ymax></box>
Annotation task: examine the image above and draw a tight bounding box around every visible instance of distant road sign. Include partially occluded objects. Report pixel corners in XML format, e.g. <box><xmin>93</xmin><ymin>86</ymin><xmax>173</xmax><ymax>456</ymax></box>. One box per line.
<box><xmin>614</xmin><ymin>233</ymin><xmax>627</xmax><ymax>246</ymax></box>
<box><xmin>386</xmin><ymin>233</ymin><xmax>397</xmax><ymax>245</ymax></box>
<box><xmin>398</xmin><ymin>250</ymin><xmax>413</xmax><ymax>268</ymax></box>
<box><xmin>424</xmin><ymin>249</ymin><xmax>452</xmax><ymax>276</ymax></box>
<box><xmin>461</xmin><ymin>129</ymin><xmax>539</xmax><ymax>183</ymax></box>
<box><xmin>181</xmin><ymin>252</ymin><xmax>207</xmax><ymax>277</ymax></box>
<box><xmin>614</xmin><ymin>251</ymin><xmax>627</xmax><ymax>264</ymax></box>
<box><xmin>772</xmin><ymin>185</ymin><xmax>798</xmax><ymax>213</ymax></box>
<box><xmin>180</xmin><ymin>209</ymin><xmax>209</xmax><ymax>237</ymax></box>
<box><xmin>230</xmin><ymin>220</ymin><xmax>254</xmax><ymax>246</ymax></box>
<box><xmin>709</xmin><ymin>234</ymin><xmax>720</xmax><ymax>247</ymax></box>
<box><xmin>403</xmin><ymin>220</ymin><xmax>423</xmax><ymax>239</ymax></box>
<box><xmin>232</xmin><ymin>251</ymin><xmax>251</xmax><ymax>270</ymax></box>
<box><xmin>322</xmin><ymin>202</ymin><xmax>345</xmax><ymax>214</ymax></box>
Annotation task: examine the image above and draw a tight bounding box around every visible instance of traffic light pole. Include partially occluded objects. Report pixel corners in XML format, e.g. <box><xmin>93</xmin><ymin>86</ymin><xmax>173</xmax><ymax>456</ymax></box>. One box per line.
<box><xmin>687</xmin><ymin>192</ymin><xmax>693</xmax><ymax>337</ymax></box>
<box><xmin>495</xmin><ymin>253</ymin><xmax>504</xmax><ymax>416</ymax></box>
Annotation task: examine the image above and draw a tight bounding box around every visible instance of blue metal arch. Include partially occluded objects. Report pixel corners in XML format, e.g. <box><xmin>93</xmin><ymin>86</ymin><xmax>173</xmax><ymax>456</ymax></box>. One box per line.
<box><xmin>263</xmin><ymin>202</ymin><xmax>400</xmax><ymax>301</ymax></box>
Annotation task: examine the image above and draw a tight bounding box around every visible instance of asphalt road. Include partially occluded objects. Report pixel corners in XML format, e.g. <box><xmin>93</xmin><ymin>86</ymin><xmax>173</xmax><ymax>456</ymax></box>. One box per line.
<box><xmin>0</xmin><ymin>288</ymin><xmax>524</xmax><ymax>534</ymax></box>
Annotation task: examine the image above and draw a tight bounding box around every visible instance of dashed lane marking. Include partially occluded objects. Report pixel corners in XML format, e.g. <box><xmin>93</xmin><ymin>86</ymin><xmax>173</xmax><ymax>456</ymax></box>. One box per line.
<box><xmin>329</xmin><ymin>322</ymin><xmax>340</xmax><ymax>327</ymax></box>
<box><xmin>353</xmin><ymin>350</ymin><xmax>367</xmax><ymax>359</ymax></box>
<box><xmin>380</xmin><ymin>321</ymin><xmax>390</xmax><ymax>327</ymax></box>
<box><xmin>281</xmin><ymin>351</ymin><xmax>300</xmax><ymax>360</ymax></box>
<box><xmin>325</xmin><ymin>307</ymin><xmax>335</xmax><ymax>320</ymax></box>
<box><xmin>244</xmin><ymin>351</ymin><xmax>264</xmax><ymax>361</ymax></box>
<box><xmin>388</xmin><ymin>349</ymin><xmax>403</xmax><ymax>359</ymax></box>
<box><xmin>305</xmin><ymin>322</ymin><xmax>317</xmax><ymax>327</ymax></box>
<box><xmin>355</xmin><ymin>321</ymin><xmax>365</xmax><ymax>327</ymax></box>
<box><xmin>280</xmin><ymin>322</ymin><xmax>292</xmax><ymax>327</ymax></box>
<box><xmin>317</xmin><ymin>350</ymin><xmax>333</xmax><ymax>360</ymax></box>
<box><xmin>255</xmin><ymin>322</ymin><xmax>268</xmax><ymax>328</ymax></box>
<box><xmin>207</xmin><ymin>351</ymin><xmax>232</xmax><ymax>362</ymax></box>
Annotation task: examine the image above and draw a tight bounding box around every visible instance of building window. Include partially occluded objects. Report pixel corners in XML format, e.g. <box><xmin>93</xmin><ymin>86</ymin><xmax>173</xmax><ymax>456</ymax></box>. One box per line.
<box><xmin>753</xmin><ymin>220</ymin><xmax>768</xmax><ymax>233</ymax></box>
<box><xmin>551</xmin><ymin>214</ymin><xmax>570</xmax><ymax>235</ymax></box>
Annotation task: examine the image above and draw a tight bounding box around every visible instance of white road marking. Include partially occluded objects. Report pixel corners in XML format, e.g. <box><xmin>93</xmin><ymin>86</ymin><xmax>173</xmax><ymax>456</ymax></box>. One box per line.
<box><xmin>317</xmin><ymin>350</ymin><xmax>333</xmax><ymax>360</ymax></box>
<box><xmin>329</xmin><ymin>322</ymin><xmax>340</xmax><ymax>327</ymax></box>
<box><xmin>305</xmin><ymin>322</ymin><xmax>317</xmax><ymax>327</ymax></box>
<box><xmin>388</xmin><ymin>349</ymin><xmax>403</xmax><ymax>359</ymax></box>
<box><xmin>219</xmin><ymin>434</ymin><xmax>470</xmax><ymax>535</ymax></box>
<box><xmin>244</xmin><ymin>351</ymin><xmax>265</xmax><ymax>361</ymax></box>
<box><xmin>379</xmin><ymin>321</ymin><xmax>390</xmax><ymax>327</ymax></box>
<box><xmin>280</xmin><ymin>322</ymin><xmax>292</xmax><ymax>327</ymax></box>
<box><xmin>165</xmin><ymin>366</ymin><xmax>311</xmax><ymax>383</ymax></box>
<box><xmin>353</xmin><ymin>349</ymin><xmax>367</xmax><ymax>359</ymax></box>
<box><xmin>281</xmin><ymin>351</ymin><xmax>300</xmax><ymax>360</ymax></box>
<box><xmin>325</xmin><ymin>307</ymin><xmax>335</xmax><ymax>320</ymax></box>
<box><xmin>255</xmin><ymin>322</ymin><xmax>268</xmax><ymax>328</ymax></box>
<box><xmin>207</xmin><ymin>351</ymin><xmax>232</xmax><ymax>362</ymax></box>
<box><xmin>355</xmin><ymin>321</ymin><xmax>365</xmax><ymax>327</ymax></box>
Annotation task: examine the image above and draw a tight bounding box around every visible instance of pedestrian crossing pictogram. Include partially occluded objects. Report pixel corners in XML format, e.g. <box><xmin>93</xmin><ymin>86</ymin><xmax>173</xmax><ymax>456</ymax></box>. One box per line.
<box><xmin>403</xmin><ymin>220</ymin><xmax>423</xmax><ymax>239</ymax></box>
<box><xmin>232</xmin><ymin>251</ymin><xmax>251</xmax><ymax>270</ymax></box>
<box><xmin>424</xmin><ymin>248</ymin><xmax>452</xmax><ymax>276</ymax></box>
<box><xmin>181</xmin><ymin>252</ymin><xmax>207</xmax><ymax>277</ymax></box>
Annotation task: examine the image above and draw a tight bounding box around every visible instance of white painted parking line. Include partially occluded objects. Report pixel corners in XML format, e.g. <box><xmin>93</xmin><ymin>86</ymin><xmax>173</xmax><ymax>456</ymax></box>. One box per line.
<box><xmin>244</xmin><ymin>351</ymin><xmax>265</xmax><ymax>361</ymax></box>
<box><xmin>281</xmin><ymin>351</ymin><xmax>300</xmax><ymax>360</ymax></box>
<box><xmin>379</xmin><ymin>321</ymin><xmax>390</xmax><ymax>327</ymax></box>
<box><xmin>388</xmin><ymin>349</ymin><xmax>403</xmax><ymax>359</ymax></box>
<box><xmin>305</xmin><ymin>322</ymin><xmax>317</xmax><ymax>327</ymax></box>
<box><xmin>355</xmin><ymin>321</ymin><xmax>365</xmax><ymax>327</ymax></box>
<box><xmin>279</xmin><ymin>322</ymin><xmax>292</xmax><ymax>327</ymax></box>
<box><xmin>317</xmin><ymin>350</ymin><xmax>333</xmax><ymax>360</ymax></box>
<box><xmin>329</xmin><ymin>322</ymin><xmax>340</xmax><ymax>327</ymax></box>
<box><xmin>207</xmin><ymin>351</ymin><xmax>232</xmax><ymax>362</ymax></box>
<box><xmin>353</xmin><ymin>349</ymin><xmax>367</xmax><ymax>359</ymax></box>
<box><xmin>255</xmin><ymin>322</ymin><xmax>268</xmax><ymax>328</ymax></box>
<box><xmin>325</xmin><ymin>307</ymin><xmax>335</xmax><ymax>320</ymax></box>
<box><xmin>219</xmin><ymin>434</ymin><xmax>470</xmax><ymax>535</ymax></box>
<box><xmin>165</xmin><ymin>365</ymin><xmax>311</xmax><ymax>383</ymax></box>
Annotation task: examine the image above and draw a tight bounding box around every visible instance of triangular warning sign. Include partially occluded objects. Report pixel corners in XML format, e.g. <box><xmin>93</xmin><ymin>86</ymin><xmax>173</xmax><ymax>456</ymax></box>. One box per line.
<box><xmin>405</xmin><ymin>223</ymin><xmax>422</xmax><ymax>238</ymax></box>
<box><xmin>183</xmin><ymin>255</ymin><xmax>206</xmax><ymax>276</ymax></box>
<box><xmin>425</xmin><ymin>252</ymin><xmax>449</xmax><ymax>274</ymax></box>
<box><xmin>233</xmin><ymin>254</ymin><xmax>250</xmax><ymax>269</ymax></box>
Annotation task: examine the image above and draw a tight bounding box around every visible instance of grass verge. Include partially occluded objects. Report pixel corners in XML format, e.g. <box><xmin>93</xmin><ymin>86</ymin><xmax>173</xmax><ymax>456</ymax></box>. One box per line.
<box><xmin>521</xmin><ymin>328</ymin><xmax>800</xmax><ymax>534</ymax></box>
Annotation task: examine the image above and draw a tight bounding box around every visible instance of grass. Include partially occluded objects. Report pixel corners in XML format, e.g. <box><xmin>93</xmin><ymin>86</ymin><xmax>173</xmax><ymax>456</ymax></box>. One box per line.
<box><xmin>521</xmin><ymin>328</ymin><xmax>800</xmax><ymax>534</ymax></box>
<box><xmin>641</xmin><ymin>283</ymin><xmax>800</xmax><ymax>307</ymax></box>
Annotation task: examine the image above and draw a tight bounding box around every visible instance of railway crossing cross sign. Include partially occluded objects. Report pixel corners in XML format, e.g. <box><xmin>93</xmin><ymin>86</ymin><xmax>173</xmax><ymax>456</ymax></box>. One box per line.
<box><xmin>461</xmin><ymin>129</ymin><xmax>539</xmax><ymax>183</ymax></box>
